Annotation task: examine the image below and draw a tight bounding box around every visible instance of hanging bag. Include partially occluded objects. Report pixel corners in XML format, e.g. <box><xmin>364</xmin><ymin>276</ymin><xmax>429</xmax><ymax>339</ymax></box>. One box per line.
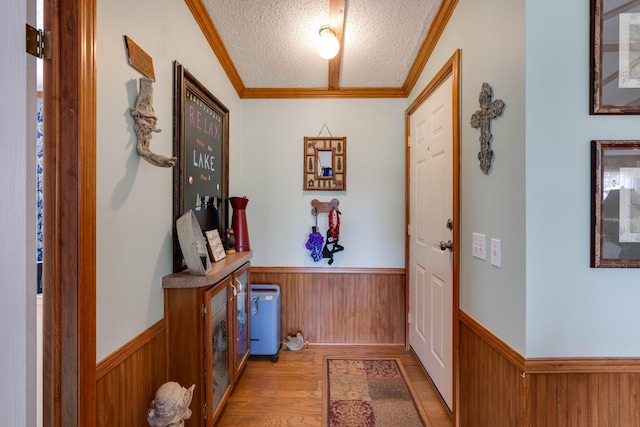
<box><xmin>322</xmin><ymin>208</ymin><xmax>344</xmax><ymax>265</ymax></box>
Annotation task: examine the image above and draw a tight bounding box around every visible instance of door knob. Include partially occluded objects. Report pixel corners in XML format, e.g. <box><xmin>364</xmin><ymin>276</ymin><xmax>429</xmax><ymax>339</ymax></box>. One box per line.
<box><xmin>439</xmin><ymin>240</ymin><xmax>453</xmax><ymax>252</ymax></box>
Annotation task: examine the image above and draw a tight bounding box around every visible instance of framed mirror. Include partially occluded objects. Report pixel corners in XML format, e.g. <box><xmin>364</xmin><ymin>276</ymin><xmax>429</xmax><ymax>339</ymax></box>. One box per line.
<box><xmin>591</xmin><ymin>140</ymin><xmax>640</xmax><ymax>267</ymax></box>
<box><xmin>303</xmin><ymin>136</ymin><xmax>346</xmax><ymax>191</ymax></box>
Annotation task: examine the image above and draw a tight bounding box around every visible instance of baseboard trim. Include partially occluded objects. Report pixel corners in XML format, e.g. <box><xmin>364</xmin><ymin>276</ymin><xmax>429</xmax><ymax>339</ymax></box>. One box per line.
<box><xmin>305</xmin><ymin>342</ymin><xmax>405</xmax><ymax>347</ymax></box>
<box><xmin>250</xmin><ymin>266</ymin><xmax>405</xmax><ymax>275</ymax></box>
<box><xmin>460</xmin><ymin>310</ymin><xmax>640</xmax><ymax>374</ymax></box>
<box><xmin>96</xmin><ymin>318</ymin><xmax>165</xmax><ymax>380</ymax></box>
<box><xmin>525</xmin><ymin>357</ymin><xmax>640</xmax><ymax>373</ymax></box>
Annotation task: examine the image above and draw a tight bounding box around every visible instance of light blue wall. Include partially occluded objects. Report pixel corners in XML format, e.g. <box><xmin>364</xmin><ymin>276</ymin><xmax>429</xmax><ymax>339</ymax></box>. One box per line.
<box><xmin>411</xmin><ymin>0</ymin><xmax>640</xmax><ymax>358</ymax></box>
<box><xmin>95</xmin><ymin>0</ymin><xmax>405</xmax><ymax>362</ymax></box>
<box><xmin>95</xmin><ymin>0</ymin><xmax>640</xmax><ymax>362</ymax></box>
<box><xmin>96</xmin><ymin>0</ymin><xmax>241</xmax><ymax>361</ymax></box>
<box><xmin>409</xmin><ymin>0</ymin><xmax>527</xmax><ymax>354</ymax></box>
<box><xmin>526</xmin><ymin>0</ymin><xmax>640</xmax><ymax>357</ymax></box>
<box><xmin>241</xmin><ymin>98</ymin><xmax>406</xmax><ymax>268</ymax></box>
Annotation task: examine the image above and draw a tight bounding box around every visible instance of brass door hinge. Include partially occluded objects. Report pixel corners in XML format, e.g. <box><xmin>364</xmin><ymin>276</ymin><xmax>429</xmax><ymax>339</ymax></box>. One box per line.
<box><xmin>26</xmin><ymin>24</ymin><xmax>51</xmax><ymax>59</ymax></box>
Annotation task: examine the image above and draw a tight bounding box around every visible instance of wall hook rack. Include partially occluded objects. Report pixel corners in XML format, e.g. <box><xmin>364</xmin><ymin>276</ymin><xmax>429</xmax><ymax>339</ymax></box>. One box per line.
<box><xmin>310</xmin><ymin>198</ymin><xmax>339</xmax><ymax>215</ymax></box>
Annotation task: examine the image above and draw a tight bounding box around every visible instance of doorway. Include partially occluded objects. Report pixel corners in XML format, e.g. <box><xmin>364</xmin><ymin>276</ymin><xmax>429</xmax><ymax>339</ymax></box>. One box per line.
<box><xmin>41</xmin><ymin>0</ymin><xmax>98</xmax><ymax>424</ymax></box>
<box><xmin>4</xmin><ymin>0</ymin><xmax>95</xmax><ymax>424</ymax></box>
<box><xmin>406</xmin><ymin>50</ymin><xmax>460</xmax><ymax>416</ymax></box>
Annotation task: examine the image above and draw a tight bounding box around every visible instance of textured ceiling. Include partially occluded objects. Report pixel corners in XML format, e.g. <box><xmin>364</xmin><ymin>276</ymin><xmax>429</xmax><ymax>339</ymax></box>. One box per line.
<box><xmin>199</xmin><ymin>0</ymin><xmax>445</xmax><ymax>94</ymax></box>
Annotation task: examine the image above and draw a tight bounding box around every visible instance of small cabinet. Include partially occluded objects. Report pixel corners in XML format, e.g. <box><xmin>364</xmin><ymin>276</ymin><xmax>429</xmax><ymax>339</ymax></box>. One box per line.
<box><xmin>163</xmin><ymin>252</ymin><xmax>252</xmax><ymax>426</ymax></box>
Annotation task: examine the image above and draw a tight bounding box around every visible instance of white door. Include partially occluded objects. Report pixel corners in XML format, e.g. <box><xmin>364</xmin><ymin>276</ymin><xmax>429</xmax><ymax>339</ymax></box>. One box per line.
<box><xmin>409</xmin><ymin>74</ymin><xmax>453</xmax><ymax>411</ymax></box>
<box><xmin>2</xmin><ymin>0</ymin><xmax>38</xmax><ymax>424</ymax></box>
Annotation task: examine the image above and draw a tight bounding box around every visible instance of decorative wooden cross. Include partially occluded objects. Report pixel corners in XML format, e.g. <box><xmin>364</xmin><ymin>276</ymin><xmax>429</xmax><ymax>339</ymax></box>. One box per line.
<box><xmin>470</xmin><ymin>82</ymin><xmax>505</xmax><ymax>175</ymax></box>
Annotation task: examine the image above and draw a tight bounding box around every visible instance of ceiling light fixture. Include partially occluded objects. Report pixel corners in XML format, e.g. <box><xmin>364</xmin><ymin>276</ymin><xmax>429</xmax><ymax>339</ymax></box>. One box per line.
<box><xmin>317</xmin><ymin>25</ymin><xmax>340</xmax><ymax>60</ymax></box>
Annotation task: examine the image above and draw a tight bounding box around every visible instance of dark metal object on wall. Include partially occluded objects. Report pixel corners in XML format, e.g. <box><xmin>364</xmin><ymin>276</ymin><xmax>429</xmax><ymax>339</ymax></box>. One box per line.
<box><xmin>470</xmin><ymin>82</ymin><xmax>505</xmax><ymax>175</ymax></box>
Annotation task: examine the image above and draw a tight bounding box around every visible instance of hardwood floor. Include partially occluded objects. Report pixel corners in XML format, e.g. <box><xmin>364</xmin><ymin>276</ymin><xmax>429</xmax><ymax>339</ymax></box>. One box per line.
<box><xmin>217</xmin><ymin>345</ymin><xmax>453</xmax><ymax>426</ymax></box>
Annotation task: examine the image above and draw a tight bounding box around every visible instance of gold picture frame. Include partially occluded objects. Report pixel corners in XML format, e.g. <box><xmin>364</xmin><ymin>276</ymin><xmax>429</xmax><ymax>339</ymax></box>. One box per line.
<box><xmin>303</xmin><ymin>136</ymin><xmax>346</xmax><ymax>191</ymax></box>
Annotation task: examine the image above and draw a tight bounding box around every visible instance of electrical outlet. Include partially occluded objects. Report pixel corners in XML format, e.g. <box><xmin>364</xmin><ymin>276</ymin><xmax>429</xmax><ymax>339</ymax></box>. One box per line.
<box><xmin>491</xmin><ymin>238</ymin><xmax>501</xmax><ymax>268</ymax></box>
<box><xmin>472</xmin><ymin>233</ymin><xmax>486</xmax><ymax>260</ymax></box>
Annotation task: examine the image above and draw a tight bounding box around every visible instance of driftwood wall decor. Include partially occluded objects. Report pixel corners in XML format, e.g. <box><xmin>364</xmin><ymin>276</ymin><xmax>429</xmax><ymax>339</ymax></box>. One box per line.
<box><xmin>130</xmin><ymin>77</ymin><xmax>177</xmax><ymax>168</ymax></box>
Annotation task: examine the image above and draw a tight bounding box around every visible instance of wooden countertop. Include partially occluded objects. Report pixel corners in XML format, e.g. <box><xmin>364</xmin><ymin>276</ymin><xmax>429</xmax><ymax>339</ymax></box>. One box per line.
<box><xmin>162</xmin><ymin>251</ymin><xmax>253</xmax><ymax>289</ymax></box>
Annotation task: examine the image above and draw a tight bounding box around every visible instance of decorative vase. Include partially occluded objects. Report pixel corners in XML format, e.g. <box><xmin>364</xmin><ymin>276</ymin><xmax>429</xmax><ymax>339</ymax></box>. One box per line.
<box><xmin>230</xmin><ymin>197</ymin><xmax>251</xmax><ymax>253</ymax></box>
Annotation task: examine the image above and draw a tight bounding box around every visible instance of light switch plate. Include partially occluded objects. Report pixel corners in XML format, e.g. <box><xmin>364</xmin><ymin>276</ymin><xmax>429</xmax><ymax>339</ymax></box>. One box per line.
<box><xmin>472</xmin><ymin>233</ymin><xmax>486</xmax><ymax>260</ymax></box>
<box><xmin>491</xmin><ymin>238</ymin><xmax>501</xmax><ymax>268</ymax></box>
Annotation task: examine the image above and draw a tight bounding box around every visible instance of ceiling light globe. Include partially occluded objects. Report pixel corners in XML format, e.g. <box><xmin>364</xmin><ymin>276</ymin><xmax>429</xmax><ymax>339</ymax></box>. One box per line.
<box><xmin>317</xmin><ymin>26</ymin><xmax>340</xmax><ymax>60</ymax></box>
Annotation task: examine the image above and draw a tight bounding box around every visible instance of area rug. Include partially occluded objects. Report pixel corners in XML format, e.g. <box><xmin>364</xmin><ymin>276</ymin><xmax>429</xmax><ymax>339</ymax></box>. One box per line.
<box><xmin>323</xmin><ymin>358</ymin><xmax>430</xmax><ymax>427</ymax></box>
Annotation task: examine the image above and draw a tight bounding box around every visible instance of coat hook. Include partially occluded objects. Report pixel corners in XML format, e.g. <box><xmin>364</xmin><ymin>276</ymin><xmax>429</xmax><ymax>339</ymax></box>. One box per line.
<box><xmin>311</xmin><ymin>198</ymin><xmax>340</xmax><ymax>215</ymax></box>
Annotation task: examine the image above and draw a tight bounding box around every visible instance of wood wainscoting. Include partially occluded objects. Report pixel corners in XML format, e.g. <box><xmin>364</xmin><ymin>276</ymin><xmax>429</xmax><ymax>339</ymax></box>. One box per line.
<box><xmin>459</xmin><ymin>311</ymin><xmax>527</xmax><ymax>426</ymax></box>
<box><xmin>93</xmin><ymin>267</ymin><xmax>403</xmax><ymax>424</ymax></box>
<box><xmin>459</xmin><ymin>310</ymin><xmax>640</xmax><ymax>426</ymax></box>
<box><xmin>95</xmin><ymin>319</ymin><xmax>166</xmax><ymax>426</ymax></box>
<box><xmin>249</xmin><ymin>267</ymin><xmax>406</xmax><ymax>345</ymax></box>
<box><xmin>525</xmin><ymin>357</ymin><xmax>640</xmax><ymax>425</ymax></box>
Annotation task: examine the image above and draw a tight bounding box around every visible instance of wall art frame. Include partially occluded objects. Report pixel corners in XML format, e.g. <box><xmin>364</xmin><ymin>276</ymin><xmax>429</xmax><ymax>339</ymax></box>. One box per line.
<box><xmin>173</xmin><ymin>61</ymin><xmax>229</xmax><ymax>272</ymax></box>
<box><xmin>303</xmin><ymin>136</ymin><xmax>346</xmax><ymax>191</ymax></box>
<box><xmin>591</xmin><ymin>0</ymin><xmax>640</xmax><ymax>114</ymax></box>
<box><xmin>591</xmin><ymin>140</ymin><xmax>640</xmax><ymax>267</ymax></box>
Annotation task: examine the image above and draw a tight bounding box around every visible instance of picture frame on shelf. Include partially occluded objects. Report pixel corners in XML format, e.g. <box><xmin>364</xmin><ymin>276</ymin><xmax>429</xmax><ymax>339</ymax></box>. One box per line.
<box><xmin>591</xmin><ymin>0</ymin><xmax>640</xmax><ymax>114</ymax></box>
<box><xmin>591</xmin><ymin>140</ymin><xmax>640</xmax><ymax>267</ymax></box>
<box><xmin>205</xmin><ymin>229</ymin><xmax>227</xmax><ymax>262</ymax></box>
<box><xmin>172</xmin><ymin>61</ymin><xmax>229</xmax><ymax>272</ymax></box>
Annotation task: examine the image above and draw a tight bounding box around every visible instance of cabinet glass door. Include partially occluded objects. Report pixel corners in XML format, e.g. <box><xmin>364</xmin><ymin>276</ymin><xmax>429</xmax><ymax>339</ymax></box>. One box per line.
<box><xmin>233</xmin><ymin>264</ymin><xmax>251</xmax><ymax>380</ymax></box>
<box><xmin>205</xmin><ymin>284</ymin><xmax>230</xmax><ymax>422</ymax></box>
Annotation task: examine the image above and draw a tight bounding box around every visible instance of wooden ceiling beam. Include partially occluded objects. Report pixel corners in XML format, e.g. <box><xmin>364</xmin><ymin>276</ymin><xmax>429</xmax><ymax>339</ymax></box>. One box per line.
<box><xmin>328</xmin><ymin>0</ymin><xmax>346</xmax><ymax>90</ymax></box>
<box><xmin>242</xmin><ymin>87</ymin><xmax>405</xmax><ymax>99</ymax></box>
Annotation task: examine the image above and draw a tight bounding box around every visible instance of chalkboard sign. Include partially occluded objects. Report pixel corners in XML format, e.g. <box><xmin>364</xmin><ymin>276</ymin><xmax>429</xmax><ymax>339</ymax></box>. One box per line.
<box><xmin>173</xmin><ymin>62</ymin><xmax>229</xmax><ymax>272</ymax></box>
